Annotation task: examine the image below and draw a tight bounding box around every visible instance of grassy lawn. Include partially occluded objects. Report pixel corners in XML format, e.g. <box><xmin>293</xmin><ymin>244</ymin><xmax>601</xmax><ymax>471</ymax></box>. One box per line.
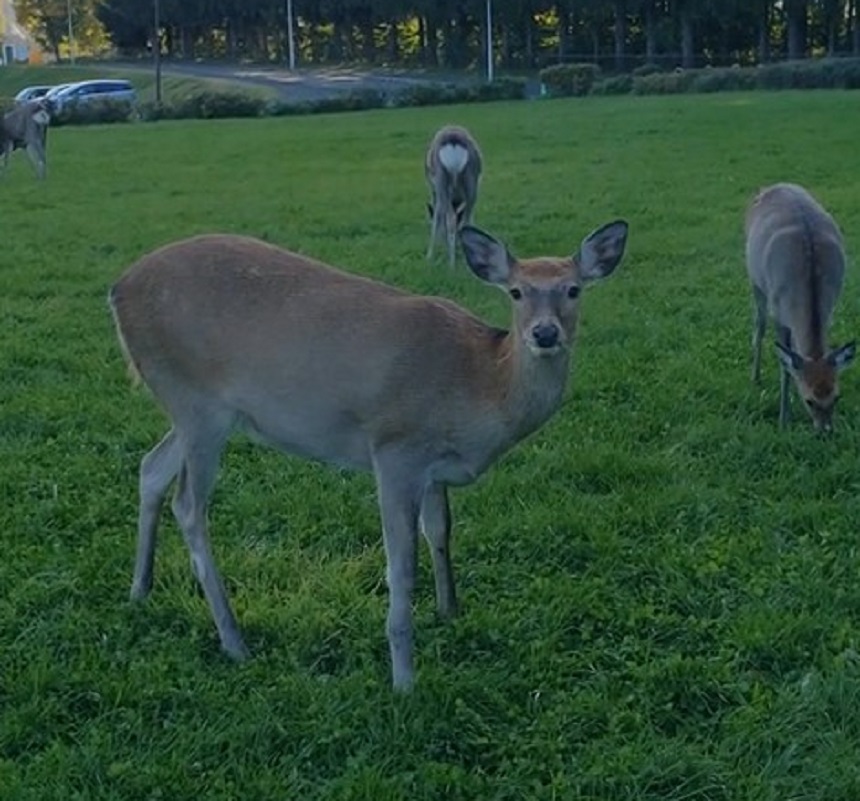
<box><xmin>0</xmin><ymin>63</ymin><xmax>276</xmax><ymax>106</ymax></box>
<box><xmin>2</xmin><ymin>91</ymin><xmax>860</xmax><ymax>800</ymax></box>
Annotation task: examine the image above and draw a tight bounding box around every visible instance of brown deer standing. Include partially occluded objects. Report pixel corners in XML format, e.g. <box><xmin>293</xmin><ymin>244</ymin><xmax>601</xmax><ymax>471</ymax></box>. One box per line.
<box><xmin>425</xmin><ymin>125</ymin><xmax>483</xmax><ymax>267</ymax></box>
<box><xmin>109</xmin><ymin>219</ymin><xmax>628</xmax><ymax>690</ymax></box>
<box><xmin>745</xmin><ymin>182</ymin><xmax>855</xmax><ymax>431</ymax></box>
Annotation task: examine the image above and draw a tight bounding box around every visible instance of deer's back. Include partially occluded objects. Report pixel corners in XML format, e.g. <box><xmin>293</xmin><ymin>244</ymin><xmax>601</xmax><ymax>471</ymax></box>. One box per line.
<box><xmin>745</xmin><ymin>184</ymin><xmax>845</xmax><ymax>336</ymax></box>
<box><xmin>110</xmin><ymin>234</ymin><xmax>512</xmax><ymax>466</ymax></box>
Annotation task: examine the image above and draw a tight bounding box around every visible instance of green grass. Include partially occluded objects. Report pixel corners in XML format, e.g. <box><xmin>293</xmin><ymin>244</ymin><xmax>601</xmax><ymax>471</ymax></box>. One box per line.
<box><xmin>0</xmin><ymin>63</ymin><xmax>276</xmax><ymax>105</ymax></box>
<box><xmin>2</xmin><ymin>91</ymin><xmax>860</xmax><ymax>800</ymax></box>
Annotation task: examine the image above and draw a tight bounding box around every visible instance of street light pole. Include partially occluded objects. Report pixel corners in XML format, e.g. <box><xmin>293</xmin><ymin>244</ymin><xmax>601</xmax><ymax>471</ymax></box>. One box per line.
<box><xmin>485</xmin><ymin>0</ymin><xmax>494</xmax><ymax>83</ymax></box>
<box><xmin>286</xmin><ymin>0</ymin><xmax>296</xmax><ymax>70</ymax></box>
<box><xmin>154</xmin><ymin>0</ymin><xmax>162</xmax><ymax>103</ymax></box>
<box><xmin>66</xmin><ymin>0</ymin><xmax>75</xmax><ymax>64</ymax></box>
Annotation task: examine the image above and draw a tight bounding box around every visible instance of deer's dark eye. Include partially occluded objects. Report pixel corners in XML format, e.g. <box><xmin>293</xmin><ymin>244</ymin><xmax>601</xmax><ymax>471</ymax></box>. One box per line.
<box><xmin>509</xmin><ymin>288</ymin><xmax>523</xmax><ymax>301</ymax></box>
<box><xmin>567</xmin><ymin>285</ymin><xmax>581</xmax><ymax>299</ymax></box>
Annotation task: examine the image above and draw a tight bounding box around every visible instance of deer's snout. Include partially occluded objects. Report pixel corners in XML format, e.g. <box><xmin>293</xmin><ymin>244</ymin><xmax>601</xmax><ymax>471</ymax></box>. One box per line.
<box><xmin>530</xmin><ymin>321</ymin><xmax>561</xmax><ymax>351</ymax></box>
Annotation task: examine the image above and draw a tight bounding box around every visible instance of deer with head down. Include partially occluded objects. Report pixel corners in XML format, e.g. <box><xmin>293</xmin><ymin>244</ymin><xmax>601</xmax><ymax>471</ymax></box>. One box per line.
<box><xmin>746</xmin><ymin>182</ymin><xmax>855</xmax><ymax>431</ymax></box>
<box><xmin>1</xmin><ymin>98</ymin><xmax>50</xmax><ymax>180</ymax></box>
<box><xmin>109</xmin><ymin>218</ymin><xmax>628</xmax><ymax>690</ymax></box>
<box><xmin>425</xmin><ymin>125</ymin><xmax>483</xmax><ymax>267</ymax></box>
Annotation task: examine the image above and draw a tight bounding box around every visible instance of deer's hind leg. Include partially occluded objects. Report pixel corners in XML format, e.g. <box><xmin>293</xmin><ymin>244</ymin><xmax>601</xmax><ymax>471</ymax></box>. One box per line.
<box><xmin>169</xmin><ymin>406</ymin><xmax>248</xmax><ymax>660</ymax></box>
<box><xmin>131</xmin><ymin>428</ymin><xmax>183</xmax><ymax>600</ymax></box>
<box><xmin>751</xmin><ymin>285</ymin><xmax>767</xmax><ymax>384</ymax></box>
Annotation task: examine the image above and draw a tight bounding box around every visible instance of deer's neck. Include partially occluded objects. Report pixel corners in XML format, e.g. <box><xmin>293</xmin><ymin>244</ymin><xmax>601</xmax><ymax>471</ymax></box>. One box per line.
<box><xmin>496</xmin><ymin>334</ymin><xmax>572</xmax><ymax>441</ymax></box>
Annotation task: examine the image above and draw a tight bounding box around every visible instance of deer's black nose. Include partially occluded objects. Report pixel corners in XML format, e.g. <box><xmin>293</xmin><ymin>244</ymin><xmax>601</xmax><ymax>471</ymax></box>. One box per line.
<box><xmin>532</xmin><ymin>322</ymin><xmax>559</xmax><ymax>349</ymax></box>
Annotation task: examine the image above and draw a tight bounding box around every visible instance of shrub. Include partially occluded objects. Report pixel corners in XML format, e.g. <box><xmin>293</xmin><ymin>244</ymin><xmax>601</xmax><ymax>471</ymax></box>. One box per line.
<box><xmin>632</xmin><ymin>63</ymin><xmax>663</xmax><ymax>77</ymax></box>
<box><xmin>755</xmin><ymin>57</ymin><xmax>860</xmax><ymax>90</ymax></box>
<box><xmin>190</xmin><ymin>91</ymin><xmax>267</xmax><ymax>119</ymax></box>
<box><xmin>52</xmin><ymin>98</ymin><xmax>136</xmax><ymax>126</ymax></box>
<box><xmin>632</xmin><ymin>70</ymin><xmax>697</xmax><ymax>95</ymax></box>
<box><xmin>141</xmin><ymin>91</ymin><xmax>265</xmax><ymax>121</ymax></box>
<box><xmin>539</xmin><ymin>63</ymin><xmax>601</xmax><ymax>97</ymax></box>
<box><xmin>592</xmin><ymin>74</ymin><xmax>634</xmax><ymax>95</ymax></box>
<box><xmin>393</xmin><ymin>82</ymin><xmax>464</xmax><ymax>107</ymax></box>
<box><xmin>302</xmin><ymin>89</ymin><xmax>387</xmax><ymax>114</ymax></box>
<box><xmin>473</xmin><ymin>77</ymin><xmax>527</xmax><ymax>101</ymax></box>
<box><xmin>690</xmin><ymin>67</ymin><xmax>756</xmax><ymax>93</ymax></box>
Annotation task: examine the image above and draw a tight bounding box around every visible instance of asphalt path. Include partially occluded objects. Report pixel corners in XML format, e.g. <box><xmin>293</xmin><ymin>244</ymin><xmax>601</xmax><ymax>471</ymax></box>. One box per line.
<box><xmin>110</xmin><ymin>60</ymin><xmax>475</xmax><ymax>104</ymax></box>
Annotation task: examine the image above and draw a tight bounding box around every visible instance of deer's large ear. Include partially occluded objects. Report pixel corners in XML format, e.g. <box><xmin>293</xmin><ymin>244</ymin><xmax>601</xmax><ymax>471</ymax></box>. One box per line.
<box><xmin>828</xmin><ymin>341</ymin><xmax>856</xmax><ymax>371</ymax></box>
<box><xmin>577</xmin><ymin>220</ymin><xmax>628</xmax><ymax>282</ymax></box>
<box><xmin>460</xmin><ymin>225</ymin><xmax>514</xmax><ymax>285</ymax></box>
<box><xmin>775</xmin><ymin>341</ymin><xmax>804</xmax><ymax>373</ymax></box>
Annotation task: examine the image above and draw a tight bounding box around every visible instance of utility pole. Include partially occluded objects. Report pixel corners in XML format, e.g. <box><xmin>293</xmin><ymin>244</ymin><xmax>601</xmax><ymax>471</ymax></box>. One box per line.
<box><xmin>286</xmin><ymin>0</ymin><xmax>296</xmax><ymax>70</ymax></box>
<box><xmin>485</xmin><ymin>0</ymin><xmax>494</xmax><ymax>82</ymax></box>
<box><xmin>66</xmin><ymin>0</ymin><xmax>75</xmax><ymax>64</ymax></box>
<box><xmin>154</xmin><ymin>0</ymin><xmax>162</xmax><ymax>103</ymax></box>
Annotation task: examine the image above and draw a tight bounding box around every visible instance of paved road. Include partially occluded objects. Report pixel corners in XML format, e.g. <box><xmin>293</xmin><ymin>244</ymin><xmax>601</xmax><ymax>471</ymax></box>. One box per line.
<box><xmin>112</xmin><ymin>60</ymin><xmax>478</xmax><ymax>104</ymax></box>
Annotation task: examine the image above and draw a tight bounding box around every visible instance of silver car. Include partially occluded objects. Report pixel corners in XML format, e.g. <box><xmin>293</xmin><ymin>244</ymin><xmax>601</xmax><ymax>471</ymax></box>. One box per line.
<box><xmin>48</xmin><ymin>79</ymin><xmax>138</xmax><ymax>113</ymax></box>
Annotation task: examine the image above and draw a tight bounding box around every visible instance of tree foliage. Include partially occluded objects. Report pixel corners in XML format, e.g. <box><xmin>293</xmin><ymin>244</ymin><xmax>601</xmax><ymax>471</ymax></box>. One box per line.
<box><xmin>14</xmin><ymin>0</ymin><xmax>109</xmax><ymax>59</ymax></box>
<box><xmin>15</xmin><ymin>1</ymin><xmax>860</xmax><ymax>70</ymax></box>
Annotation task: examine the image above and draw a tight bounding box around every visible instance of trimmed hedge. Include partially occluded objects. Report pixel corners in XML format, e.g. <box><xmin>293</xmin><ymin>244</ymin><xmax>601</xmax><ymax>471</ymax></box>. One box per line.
<box><xmin>140</xmin><ymin>91</ymin><xmax>267</xmax><ymax>121</ymax></box>
<box><xmin>30</xmin><ymin>57</ymin><xmax>860</xmax><ymax>128</ymax></box>
<box><xmin>51</xmin><ymin>98</ymin><xmax>137</xmax><ymax>126</ymax></box>
<box><xmin>536</xmin><ymin>56</ymin><xmax>860</xmax><ymax>100</ymax></box>
<box><xmin>539</xmin><ymin>63</ymin><xmax>601</xmax><ymax>97</ymax></box>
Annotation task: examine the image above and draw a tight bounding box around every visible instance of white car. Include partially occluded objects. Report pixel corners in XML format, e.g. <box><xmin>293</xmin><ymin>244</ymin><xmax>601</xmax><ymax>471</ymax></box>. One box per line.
<box><xmin>14</xmin><ymin>85</ymin><xmax>53</xmax><ymax>104</ymax></box>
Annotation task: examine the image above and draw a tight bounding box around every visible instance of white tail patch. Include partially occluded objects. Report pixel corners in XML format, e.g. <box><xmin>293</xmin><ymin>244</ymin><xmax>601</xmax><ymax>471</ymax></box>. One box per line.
<box><xmin>425</xmin><ymin>126</ymin><xmax>483</xmax><ymax>267</ymax></box>
<box><xmin>32</xmin><ymin>110</ymin><xmax>50</xmax><ymax>127</ymax></box>
<box><xmin>437</xmin><ymin>143</ymin><xmax>469</xmax><ymax>174</ymax></box>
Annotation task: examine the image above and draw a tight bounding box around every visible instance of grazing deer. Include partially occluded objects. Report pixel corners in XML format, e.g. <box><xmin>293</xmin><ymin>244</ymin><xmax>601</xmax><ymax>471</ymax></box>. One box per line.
<box><xmin>425</xmin><ymin>125</ymin><xmax>483</xmax><ymax>267</ymax></box>
<box><xmin>1</xmin><ymin>99</ymin><xmax>50</xmax><ymax>180</ymax></box>
<box><xmin>109</xmin><ymin>219</ymin><xmax>628</xmax><ymax>690</ymax></box>
<box><xmin>745</xmin><ymin>182</ymin><xmax>855</xmax><ymax>431</ymax></box>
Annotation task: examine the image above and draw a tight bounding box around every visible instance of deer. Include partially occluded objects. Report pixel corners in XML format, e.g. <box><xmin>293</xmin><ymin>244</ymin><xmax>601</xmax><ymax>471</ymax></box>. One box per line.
<box><xmin>425</xmin><ymin>125</ymin><xmax>483</xmax><ymax>268</ymax></box>
<box><xmin>745</xmin><ymin>182</ymin><xmax>855</xmax><ymax>431</ymax></box>
<box><xmin>109</xmin><ymin>218</ymin><xmax>629</xmax><ymax>690</ymax></box>
<box><xmin>1</xmin><ymin>98</ymin><xmax>50</xmax><ymax>180</ymax></box>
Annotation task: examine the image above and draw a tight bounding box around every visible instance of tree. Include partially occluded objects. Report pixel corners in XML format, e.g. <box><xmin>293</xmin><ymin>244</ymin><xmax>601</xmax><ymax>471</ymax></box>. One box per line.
<box><xmin>15</xmin><ymin>0</ymin><xmax>109</xmax><ymax>60</ymax></box>
<box><xmin>784</xmin><ymin>0</ymin><xmax>808</xmax><ymax>59</ymax></box>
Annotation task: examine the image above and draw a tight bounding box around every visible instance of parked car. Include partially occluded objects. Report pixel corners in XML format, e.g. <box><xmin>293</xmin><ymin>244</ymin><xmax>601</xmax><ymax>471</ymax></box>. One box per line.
<box><xmin>14</xmin><ymin>85</ymin><xmax>53</xmax><ymax>104</ymax></box>
<box><xmin>42</xmin><ymin>83</ymin><xmax>74</xmax><ymax>109</ymax></box>
<box><xmin>47</xmin><ymin>79</ymin><xmax>138</xmax><ymax>114</ymax></box>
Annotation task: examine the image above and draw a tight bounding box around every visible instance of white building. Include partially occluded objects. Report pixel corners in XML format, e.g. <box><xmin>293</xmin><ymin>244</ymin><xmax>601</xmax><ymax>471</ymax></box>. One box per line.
<box><xmin>1</xmin><ymin>0</ymin><xmax>34</xmax><ymax>65</ymax></box>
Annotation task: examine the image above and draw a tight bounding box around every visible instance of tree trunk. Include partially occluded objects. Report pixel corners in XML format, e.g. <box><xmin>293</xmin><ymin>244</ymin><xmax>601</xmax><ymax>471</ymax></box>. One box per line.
<box><xmin>328</xmin><ymin>19</ymin><xmax>345</xmax><ymax>61</ymax></box>
<box><xmin>757</xmin><ymin>4</ymin><xmax>770</xmax><ymax>63</ymax></box>
<box><xmin>424</xmin><ymin>17</ymin><xmax>439</xmax><ymax>67</ymax></box>
<box><xmin>826</xmin><ymin>16</ymin><xmax>837</xmax><ymax>56</ymax></box>
<box><xmin>786</xmin><ymin>2</ymin><xmax>807</xmax><ymax>60</ymax></box>
<box><xmin>227</xmin><ymin>18</ymin><xmax>238</xmax><ymax>60</ymax></box>
<box><xmin>524</xmin><ymin>10</ymin><xmax>534</xmax><ymax>67</ymax></box>
<box><xmin>644</xmin><ymin>1</ymin><xmax>657</xmax><ymax>64</ymax></box>
<box><xmin>361</xmin><ymin>18</ymin><xmax>376</xmax><ymax>63</ymax></box>
<box><xmin>680</xmin><ymin>7</ymin><xmax>694</xmax><ymax>68</ymax></box>
<box><xmin>557</xmin><ymin>10</ymin><xmax>571</xmax><ymax>61</ymax></box>
<box><xmin>501</xmin><ymin>24</ymin><xmax>511</xmax><ymax>68</ymax></box>
<box><xmin>613</xmin><ymin>0</ymin><xmax>626</xmax><ymax>72</ymax></box>
<box><xmin>181</xmin><ymin>26</ymin><xmax>193</xmax><ymax>59</ymax></box>
<box><xmin>386</xmin><ymin>21</ymin><xmax>398</xmax><ymax>63</ymax></box>
<box><xmin>855</xmin><ymin>0</ymin><xmax>860</xmax><ymax>54</ymax></box>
